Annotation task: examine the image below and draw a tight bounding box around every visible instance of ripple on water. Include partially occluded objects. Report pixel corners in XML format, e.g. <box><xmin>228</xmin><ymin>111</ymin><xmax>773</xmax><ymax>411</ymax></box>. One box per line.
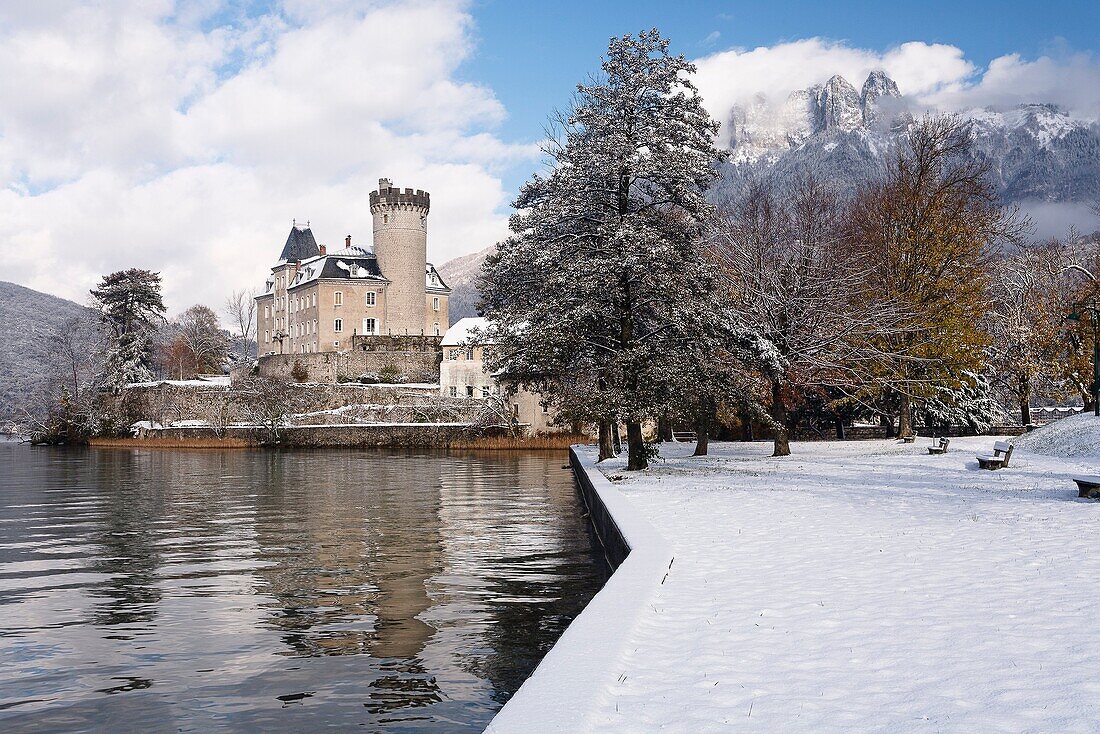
<box><xmin>0</xmin><ymin>445</ymin><xmax>607</xmax><ymax>733</ymax></box>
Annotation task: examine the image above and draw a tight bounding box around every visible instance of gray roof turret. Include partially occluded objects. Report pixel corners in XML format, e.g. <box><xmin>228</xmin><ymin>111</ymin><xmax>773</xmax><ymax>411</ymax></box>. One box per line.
<box><xmin>278</xmin><ymin>223</ymin><xmax>320</xmax><ymax>262</ymax></box>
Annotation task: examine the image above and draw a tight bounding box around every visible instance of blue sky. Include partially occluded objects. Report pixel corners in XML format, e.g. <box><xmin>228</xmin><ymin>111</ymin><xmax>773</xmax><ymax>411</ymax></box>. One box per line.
<box><xmin>2</xmin><ymin>1</ymin><xmax>1099</xmax><ymax>309</ymax></box>
<box><xmin>464</xmin><ymin>0</ymin><xmax>1100</xmax><ymax>144</ymax></box>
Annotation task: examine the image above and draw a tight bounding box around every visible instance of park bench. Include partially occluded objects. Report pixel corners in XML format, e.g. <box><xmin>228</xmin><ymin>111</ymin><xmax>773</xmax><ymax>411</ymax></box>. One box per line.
<box><xmin>901</xmin><ymin>435</ymin><xmax>916</xmax><ymax>443</ymax></box>
<box><xmin>1074</xmin><ymin>476</ymin><xmax>1100</xmax><ymax>499</ymax></box>
<box><xmin>927</xmin><ymin>437</ymin><xmax>950</xmax><ymax>455</ymax></box>
<box><xmin>976</xmin><ymin>441</ymin><xmax>1013</xmax><ymax>470</ymax></box>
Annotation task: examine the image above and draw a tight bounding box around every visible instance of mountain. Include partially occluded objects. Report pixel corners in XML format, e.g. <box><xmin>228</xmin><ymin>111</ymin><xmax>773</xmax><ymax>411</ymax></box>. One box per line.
<box><xmin>438</xmin><ymin>245</ymin><xmax>494</xmax><ymax>323</ymax></box>
<box><xmin>438</xmin><ymin>73</ymin><xmax>1100</xmax><ymax>317</ymax></box>
<box><xmin>715</xmin><ymin>71</ymin><xmax>1100</xmax><ymax>208</ymax></box>
<box><xmin>0</xmin><ymin>282</ymin><xmax>96</xmax><ymax>425</ymax></box>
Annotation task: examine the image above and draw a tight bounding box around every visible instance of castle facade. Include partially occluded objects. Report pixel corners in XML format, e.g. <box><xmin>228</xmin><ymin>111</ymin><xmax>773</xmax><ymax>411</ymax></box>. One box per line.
<box><xmin>256</xmin><ymin>178</ymin><xmax>450</xmax><ymax>356</ymax></box>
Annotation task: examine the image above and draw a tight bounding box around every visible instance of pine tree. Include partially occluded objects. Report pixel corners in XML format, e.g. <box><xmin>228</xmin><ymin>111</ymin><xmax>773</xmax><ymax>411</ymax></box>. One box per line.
<box><xmin>479</xmin><ymin>29</ymin><xmax>727</xmax><ymax>470</ymax></box>
<box><xmin>90</xmin><ymin>269</ymin><xmax>167</xmax><ymax>392</ymax></box>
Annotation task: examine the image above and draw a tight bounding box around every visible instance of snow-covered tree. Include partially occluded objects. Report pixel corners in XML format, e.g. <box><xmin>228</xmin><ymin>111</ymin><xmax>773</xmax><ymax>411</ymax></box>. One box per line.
<box><xmin>479</xmin><ymin>29</ymin><xmax>727</xmax><ymax>470</ymax></box>
<box><xmin>986</xmin><ymin>239</ymin><xmax>1075</xmax><ymax>424</ymax></box>
<box><xmin>913</xmin><ymin>370</ymin><xmax>1003</xmax><ymax>434</ymax></box>
<box><xmin>90</xmin><ymin>269</ymin><xmax>167</xmax><ymax>392</ymax></box>
<box><xmin>713</xmin><ymin>177</ymin><xmax>904</xmax><ymax>456</ymax></box>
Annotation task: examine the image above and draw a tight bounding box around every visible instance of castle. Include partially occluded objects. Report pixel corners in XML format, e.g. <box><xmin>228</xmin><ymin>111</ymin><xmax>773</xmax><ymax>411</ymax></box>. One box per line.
<box><xmin>256</xmin><ymin>178</ymin><xmax>450</xmax><ymax>356</ymax></box>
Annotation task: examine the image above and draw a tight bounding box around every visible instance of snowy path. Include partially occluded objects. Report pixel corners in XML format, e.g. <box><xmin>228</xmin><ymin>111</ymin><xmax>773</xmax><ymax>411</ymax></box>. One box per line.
<box><xmin>585</xmin><ymin>438</ymin><xmax>1100</xmax><ymax>732</ymax></box>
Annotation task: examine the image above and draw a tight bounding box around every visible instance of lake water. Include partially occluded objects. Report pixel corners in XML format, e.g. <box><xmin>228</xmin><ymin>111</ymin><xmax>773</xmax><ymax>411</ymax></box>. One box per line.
<box><xmin>0</xmin><ymin>442</ymin><xmax>607</xmax><ymax>732</ymax></box>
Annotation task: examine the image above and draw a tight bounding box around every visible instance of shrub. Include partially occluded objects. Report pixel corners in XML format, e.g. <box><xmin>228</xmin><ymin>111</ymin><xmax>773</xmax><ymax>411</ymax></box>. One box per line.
<box><xmin>379</xmin><ymin>364</ymin><xmax>405</xmax><ymax>384</ymax></box>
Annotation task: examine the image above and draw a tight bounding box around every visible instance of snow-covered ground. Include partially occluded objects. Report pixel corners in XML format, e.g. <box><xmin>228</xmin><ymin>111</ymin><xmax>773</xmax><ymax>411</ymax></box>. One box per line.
<box><xmin>581</xmin><ymin>428</ymin><xmax>1100</xmax><ymax>732</ymax></box>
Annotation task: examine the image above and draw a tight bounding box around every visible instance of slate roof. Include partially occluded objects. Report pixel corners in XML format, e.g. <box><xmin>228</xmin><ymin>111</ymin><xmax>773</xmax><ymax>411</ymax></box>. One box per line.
<box><xmin>289</xmin><ymin>254</ymin><xmax>385</xmax><ymax>288</ymax></box>
<box><xmin>279</xmin><ymin>225</ymin><xmax>320</xmax><ymax>262</ymax></box>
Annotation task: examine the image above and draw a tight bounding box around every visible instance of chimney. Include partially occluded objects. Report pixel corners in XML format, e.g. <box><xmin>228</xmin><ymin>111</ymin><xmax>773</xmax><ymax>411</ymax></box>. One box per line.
<box><xmin>378</xmin><ymin>177</ymin><xmax>392</xmax><ymax>191</ymax></box>
<box><xmin>345</xmin><ymin>234</ymin><xmax>352</xmax><ymax>247</ymax></box>
<box><xmin>319</xmin><ymin>244</ymin><xmax>326</xmax><ymax>256</ymax></box>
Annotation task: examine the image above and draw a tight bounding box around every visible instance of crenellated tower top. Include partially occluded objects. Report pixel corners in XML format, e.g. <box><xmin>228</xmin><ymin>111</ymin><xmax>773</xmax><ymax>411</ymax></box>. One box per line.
<box><xmin>369</xmin><ymin>178</ymin><xmax>430</xmax><ymax>214</ymax></box>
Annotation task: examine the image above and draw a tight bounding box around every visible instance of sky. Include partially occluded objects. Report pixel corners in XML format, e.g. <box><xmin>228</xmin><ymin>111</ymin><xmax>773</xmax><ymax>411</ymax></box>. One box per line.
<box><xmin>1</xmin><ymin>0</ymin><xmax>1099</xmax><ymax>315</ymax></box>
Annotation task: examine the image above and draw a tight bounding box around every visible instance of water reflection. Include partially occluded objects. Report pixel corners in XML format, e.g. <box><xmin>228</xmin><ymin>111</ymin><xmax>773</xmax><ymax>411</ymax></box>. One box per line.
<box><xmin>0</xmin><ymin>443</ymin><xmax>606</xmax><ymax>732</ymax></box>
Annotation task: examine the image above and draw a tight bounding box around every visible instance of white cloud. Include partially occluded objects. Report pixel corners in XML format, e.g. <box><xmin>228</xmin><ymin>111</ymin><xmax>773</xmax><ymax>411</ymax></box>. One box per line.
<box><xmin>693</xmin><ymin>38</ymin><xmax>972</xmax><ymax>126</ymax></box>
<box><xmin>0</xmin><ymin>0</ymin><xmax>527</xmax><ymax>314</ymax></box>
<box><xmin>925</xmin><ymin>51</ymin><xmax>1100</xmax><ymax>119</ymax></box>
<box><xmin>692</xmin><ymin>37</ymin><xmax>1100</xmax><ymax>131</ymax></box>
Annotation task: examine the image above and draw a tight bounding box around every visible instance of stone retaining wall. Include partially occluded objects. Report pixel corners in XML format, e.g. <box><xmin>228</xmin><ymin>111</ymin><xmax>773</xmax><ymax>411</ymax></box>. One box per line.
<box><xmin>125</xmin><ymin>381</ymin><xmax>447</xmax><ymax>426</ymax></box>
<box><xmin>258</xmin><ymin>335</ymin><xmax>441</xmax><ymax>383</ymax></box>
<box><xmin>137</xmin><ymin>423</ymin><xmax>487</xmax><ymax>448</ymax></box>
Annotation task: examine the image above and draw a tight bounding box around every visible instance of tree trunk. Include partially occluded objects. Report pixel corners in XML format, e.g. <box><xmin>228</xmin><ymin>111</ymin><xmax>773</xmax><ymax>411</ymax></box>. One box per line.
<box><xmin>626</xmin><ymin>421</ymin><xmax>647</xmax><ymax>470</ymax></box>
<box><xmin>597</xmin><ymin>421</ymin><xmax>614</xmax><ymax>461</ymax></box>
<box><xmin>693</xmin><ymin>413</ymin><xmax>710</xmax><ymax>457</ymax></box>
<box><xmin>834</xmin><ymin>418</ymin><xmax>846</xmax><ymax>440</ymax></box>
<box><xmin>770</xmin><ymin>382</ymin><xmax>791</xmax><ymax>457</ymax></box>
<box><xmin>1017</xmin><ymin>373</ymin><xmax>1032</xmax><ymax>426</ymax></box>
<box><xmin>897</xmin><ymin>393</ymin><xmax>915</xmax><ymax>438</ymax></box>
<box><xmin>657</xmin><ymin>415</ymin><xmax>673</xmax><ymax>442</ymax></box>
<box><xmin>881</xmin><ymin>412</ymin><xmax>895</xmax><ymax>438</ymax></box>
<box><xmin>611</xmin><ymin>421</ymin><xmax>622</xmax><ymax>454</ymax></box>
<box><xmin>741</xmin><ymin>419</ymin><xmax>754</xmax><ymax>442</ymax></box>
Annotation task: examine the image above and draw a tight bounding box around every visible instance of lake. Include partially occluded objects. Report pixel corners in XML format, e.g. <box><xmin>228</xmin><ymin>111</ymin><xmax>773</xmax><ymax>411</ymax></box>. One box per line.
<box><xmin>0</xmin><ymin>442</ymin><xmax>607</xmax><ymax>732</ymax></box>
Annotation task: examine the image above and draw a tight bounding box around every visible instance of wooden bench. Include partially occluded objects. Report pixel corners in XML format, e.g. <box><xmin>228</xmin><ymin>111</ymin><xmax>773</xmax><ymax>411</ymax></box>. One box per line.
<box><xmin>927</xmin><ymin>437</ymin><xmax>950</xmax><ymax>455</ymax></box>
<box><xmin>1074</xmin><ymin>476</ymin><xmax>1100</xmax><ymax>499</ymax></box>
<box><xmin>976</xmin><ymin>441</ymin><xmax>1013</xmax><ymax>470</ymax></box>
<box><xmin>901</xmin><ymin>435</ymin><xmax>916</xmax><ymax>443</ymax></box>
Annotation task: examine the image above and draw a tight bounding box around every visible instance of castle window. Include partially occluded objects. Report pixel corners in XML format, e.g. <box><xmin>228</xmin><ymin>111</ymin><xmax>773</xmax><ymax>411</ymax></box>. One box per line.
<box><xmin>466</xmin><ymin>386</ymin><xmax>475</xmax><ymax>397</ymax></box>
<box><xmin>265</xmin><ymin>305</ymin><xmax>270</xmax><ymax>319</ymax></box>
<box><xmin>362</xmin><ymin>318</ymin><xmax>376</xmax><ymax>335</ymax></box>
<box><xmin>334</xmin><ymin>318</ymin><xmax>343</xmax><ymax>333</ymax></box>
<box><xmin>465</xmin><ymin>347</ymin><xmax>474</xmax><ymax>360</ymax></box>
<box><xmin>448</xmin><ymin>349</ymin><xmax>459</xmax><ymax>361</ymax></box>
<box><xmin>433</xmin><ymin>323</ymin><xmax>440</xmax><ymax>336</ymax></box>
<box><xmin>312</xmin><ymin>294</ymin><xmax>316</xmax><ymax>307</ymax></box>
<box><xmin>265</xmin><ymin>330</ymin><xmax>270</xmax><ymax>343</ymax></box>
<box><xmin>433</xmin><ymin>297</ymin><xmax>440</xmax><ymax>311</ymax></box>
<box><xmin>449</xmin><ymin>386</ymin><xmax>457</xmax><ymax>397</ymax></box>
<box><xmin>334</xmin><ymin>291</ymin><xmax>343</xmax><ymax>306</ymax></box>
<box><xmin>383</xmin><ymin>214</ymin><xmax>388</xmax><ymax>224</ymax></box>
<box><xmin>365</xmin><ymin>292</ymin><xmax>376</xmax><ymax>307</ymax></box>
<box><xmin>313</xmin><ymin>319</ymin><xmax>317</xmax><ymax>333</ymax></box>
<box><xmin>481</xmin><ymin>386</ymin><xmax>490</xmax><ymax>398</ymax></box>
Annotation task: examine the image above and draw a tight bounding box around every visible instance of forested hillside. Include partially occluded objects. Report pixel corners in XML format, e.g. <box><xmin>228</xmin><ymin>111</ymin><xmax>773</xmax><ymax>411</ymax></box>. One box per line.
<box><xmin>0</xmin><ymin>281</ymin><xmax>96</xmax><ymax>424</ymax></box>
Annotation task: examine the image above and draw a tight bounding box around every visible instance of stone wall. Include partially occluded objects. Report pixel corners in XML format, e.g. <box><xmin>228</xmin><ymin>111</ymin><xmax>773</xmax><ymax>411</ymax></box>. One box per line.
<box><xmin>125</xmin><ymin>381</ymin><xmax>447</xmax><ymax>426</ymax></box>
<box><xmin>138</xmin><ymin>423</ymin><xmax>496</xmax><ymax>448</ymax></box>
<box><xmin>257</xmin><ymin>335</ymin><xmax>441</xmax><ymax>383</ymax></box>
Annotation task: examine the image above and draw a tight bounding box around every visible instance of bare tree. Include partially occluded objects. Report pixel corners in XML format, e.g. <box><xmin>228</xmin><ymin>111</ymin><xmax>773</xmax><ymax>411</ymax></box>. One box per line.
<box><xmin>986</xmin><ymin>239</ymin><xmax>1074</xmax><ymax>424</ymax></box>
<box><xmin>177</xmin><ymin>305</ymin><xmax>230</xmax><ymax>378</ymax></box>
<box><xmin>712</xmin><ymin>176</ymin><xmax>907</xmax><ymax>456</ymax></box>
<box><xmin>224</xmin><ymin>289</ymin><xmax>257</xmax><ymax>359</ymax></box>
<box><xmin>234</xmin><ymin>376</ymin><xmax>304</xmax><ymax>445</ymax></box>
<box><xmin>468</xmin><ymin>392</ymin><xmax>523</xmax><ymax>437</ymax></box>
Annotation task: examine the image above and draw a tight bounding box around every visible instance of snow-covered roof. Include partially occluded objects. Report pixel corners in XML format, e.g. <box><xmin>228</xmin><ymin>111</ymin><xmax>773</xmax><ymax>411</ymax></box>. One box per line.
<box><xmin>441</xmin><ymin>317</ymin><xmax>490</xmax><ymax>346</ymax></box>
<box><xmin>289</xmin><ymin>253</ymin><xmax>385</xmax><ymax>288</ymax></box>
<box><xmin>426</xmin><ymin>263</ymin><xmax>450</xmax><ymax>292</ymax></box>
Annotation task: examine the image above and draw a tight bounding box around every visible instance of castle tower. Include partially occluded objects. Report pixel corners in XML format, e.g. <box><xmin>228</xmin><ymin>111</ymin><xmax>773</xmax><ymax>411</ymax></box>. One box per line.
<box><xmin>370</xmin><ymin>178</ymin><xmax>430</xmax><ymax>335</ymax></box>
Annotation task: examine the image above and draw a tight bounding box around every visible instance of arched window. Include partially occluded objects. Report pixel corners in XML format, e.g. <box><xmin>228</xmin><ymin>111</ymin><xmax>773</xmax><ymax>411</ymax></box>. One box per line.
<box><xmin>334</xmin><ymin>291</ymin><xmax>343</xmax><ymax>306</ymax></box>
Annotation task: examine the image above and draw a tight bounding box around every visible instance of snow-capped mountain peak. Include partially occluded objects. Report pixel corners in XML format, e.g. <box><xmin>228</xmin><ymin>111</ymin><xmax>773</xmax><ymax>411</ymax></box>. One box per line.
<box><xmin>719</xmin><ymin>71</ymin><xmax>1100</xmax><ymax>208</ymax></box>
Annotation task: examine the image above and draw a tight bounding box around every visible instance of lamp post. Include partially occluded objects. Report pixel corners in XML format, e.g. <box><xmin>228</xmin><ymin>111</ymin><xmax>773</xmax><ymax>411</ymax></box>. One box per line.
<box><xmin>1067</xmin><ymin>299</ymin><xmax>1100</xmax><ymax>418</ymax></box>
